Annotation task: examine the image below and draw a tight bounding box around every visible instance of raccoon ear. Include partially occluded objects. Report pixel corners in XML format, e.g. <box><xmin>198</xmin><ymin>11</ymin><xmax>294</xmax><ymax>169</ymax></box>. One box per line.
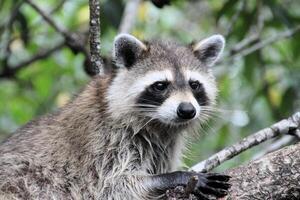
<box><xmin>192</xmin><ymin>34</ymin><xmax>225</xmax><ymax>66</ymax></box>
<box><xmin>113</xmin><ymin>34</ymin><xmax>148</xmax><ymax>68</ymax></box>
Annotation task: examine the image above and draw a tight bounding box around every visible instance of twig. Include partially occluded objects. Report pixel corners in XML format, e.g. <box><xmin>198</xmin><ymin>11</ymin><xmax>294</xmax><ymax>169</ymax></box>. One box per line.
<box><xmin>25</xmin><ymin>0</ymin><xmax>69</xmax><ymax>37</ymax></box>
<box><xmin>24</xmin><ymin>0</ymin><xmax>87</xmax><ymax>55</ymax></box>
<box><xmin>50</xmin><ymin>0</ymin><xmax>67</xmax><ymax>14</ymax></box>
<box><xmin>255</xmin><ymin>0</ymin><xmax>264</xmax><ymax>33</ymax></box>
<box><xmin>252</xmin><ymin>135</ymin><xmax>297</xmax><ymax>160</ymax></box>
<box><xmin>118</xmin><ymin>0</ymin><xmax>141</xmax><ymax>33</ymax></box>
<box><xmin>227</xmin><ymin>34</ymin><xmax>259</xmax><ymax>57</ymax></box>
<box><xmin>229</xmin><ymin>25</ymin><xmax>300</xmax><ymax>61</ymax></box>
<box><xmin>30</xmin><ymin>0</ymin><xmax>67</xmax><ymax>27</ymax></box>
<box><xmin>0</xmin><ymin>41</ymin><xmax>65</xmax><ymax>78</ymax></box>
<box><xmin>0</xmin><ymin>1</ymin><xmax>23</xmax><ymax>75</ymax></box>
<box><xmin>225</xmin><ymin>0</ymin><xmax>264</xmax><ymax>57</ymax></box>
<box><xmin>0</xmin><ymin>1</ymin><xmax>23</xmax><ymax>32</ymax></box>
<box><xmin>89</xmin><ymin>0</ymin><xmax>103</xmax><ymax>75</ymax></box>
<box><xmin>190</xmin><ymin>112</ymin><xmax>300</xmax><ymax>172</ymax></box>
<box><xmin>24</xmin><ymin>0</ymin><xmax>98</xmax><ymax>75</ymax></box>
<box><xmin>224</xmin><ymin>0</ymin><xmax>246</xmax><ymax>37</ymax></box>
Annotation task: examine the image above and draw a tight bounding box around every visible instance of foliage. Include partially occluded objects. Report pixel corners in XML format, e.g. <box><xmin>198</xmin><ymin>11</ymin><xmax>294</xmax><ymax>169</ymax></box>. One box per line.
<box><xmin>0</xmin><ymin>0</ymin><xmax>299</xmax><ymax>170</ymax></box>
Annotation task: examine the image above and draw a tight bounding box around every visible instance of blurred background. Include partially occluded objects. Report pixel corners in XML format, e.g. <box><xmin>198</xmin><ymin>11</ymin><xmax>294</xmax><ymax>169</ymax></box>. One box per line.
<box><xmin>0</xmin><ymin>0</ymin><xmax>299</xmax><ymax>171</ymax></box>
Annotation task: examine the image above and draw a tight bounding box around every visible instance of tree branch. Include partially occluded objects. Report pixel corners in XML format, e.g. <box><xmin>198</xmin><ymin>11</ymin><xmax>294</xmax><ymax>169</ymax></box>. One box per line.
<box><xmin>118</xmin><ymin>0</ymin><xmax>141</xmax><ymax>33</ymax></box>
<box><xmin>167</xmin><ymin>113</ymin><xmax>300</xmax><ymax>199</ymax></box>
<box><xmin>190</xmin><ymin>112</ymin><xmax>300</xmax><ymax>172</ymax></box>
<box><xmin>88</xmin><ymin>0</ymin><xmax>103</xmax><ymax>75</ymax></box>
<box><xmin>252</xmin><ymin>135</ymin><xmax>297</xmax><ymax>160</ymax></box>
<box><xmin>24</xmin><ymin>0</ymin><xmax>69</xmax><ymax>37</ymax></box>
<box><xmin>0</xmin><ymin>41</ymin><xmax>65</xmax><ymax>78</ymax></box>
<box><xmin>30</xmin><ymin>0</ymin><xmax>68</xmax><ymax>27</ymax></box>
<box><xmin>227</xmin><ymin>141</ymin><xmax>300</xmax><ymax>199</ymax></box>
<box><xmin>223</xmin><ymin>0</ymin><xmax>246</xmax><ymax>37</ymax></box>
<box><xmin>22</xmin><ymin>0</ymin><xmax>100</xmax><ymax>76</ymax></box>
<box><xmin>228</xmin><ymin>25</ymin><xmax>300</xmax><ymax>62</ymax></box>
<box><xmin>24</xmin><ymin>0</ymin><xmax>87</xmax><ymax>53</ymax></box>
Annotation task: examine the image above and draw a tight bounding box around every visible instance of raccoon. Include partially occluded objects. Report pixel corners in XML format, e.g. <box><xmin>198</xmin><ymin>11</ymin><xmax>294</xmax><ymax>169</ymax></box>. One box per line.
<box><xmin>0</xmin><ymin>34</ymin><xmax>230</xmax><ymax>200</ymax></box>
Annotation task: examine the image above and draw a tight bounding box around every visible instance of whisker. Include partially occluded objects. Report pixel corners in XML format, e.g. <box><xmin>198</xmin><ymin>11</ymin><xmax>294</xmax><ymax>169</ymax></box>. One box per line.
<box><xmin>132</xmin><ymin>117</ymin><xmax>155</xmax><ymax>137</ymax></box>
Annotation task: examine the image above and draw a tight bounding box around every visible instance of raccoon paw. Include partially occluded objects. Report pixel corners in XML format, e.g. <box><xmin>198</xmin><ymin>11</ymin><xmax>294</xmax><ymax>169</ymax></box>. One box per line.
<box><xmin>187</xmin><ymin>172</ymin><xmax>231</xmax><ymax>199</ymax></box>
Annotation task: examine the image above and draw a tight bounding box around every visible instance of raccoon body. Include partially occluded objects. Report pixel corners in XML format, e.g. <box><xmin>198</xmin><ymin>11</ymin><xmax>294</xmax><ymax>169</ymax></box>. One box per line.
<box><xmin>0</xmin><ymin>34</ymin><xmax>230</xmax><ymax>200</ymax></box>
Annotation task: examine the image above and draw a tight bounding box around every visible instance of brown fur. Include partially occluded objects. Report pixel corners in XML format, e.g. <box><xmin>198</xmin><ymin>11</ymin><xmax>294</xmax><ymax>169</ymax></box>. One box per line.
<box><xmin>0</xmin><ymin>34</ymin><xmax>224</xmax><ymax>199</ymax></box>
<box><xmin>0</xmin><ymin>75</ymin><xmax>186</xmax><ymax>199</ymax></box>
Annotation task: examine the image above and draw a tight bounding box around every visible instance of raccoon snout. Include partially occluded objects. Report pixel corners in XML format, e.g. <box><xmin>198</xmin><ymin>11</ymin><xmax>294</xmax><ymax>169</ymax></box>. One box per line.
<box><xmin>177</xmin><ymin>102</ymin><xmax>196</xmax><ymax>120</ymax></box>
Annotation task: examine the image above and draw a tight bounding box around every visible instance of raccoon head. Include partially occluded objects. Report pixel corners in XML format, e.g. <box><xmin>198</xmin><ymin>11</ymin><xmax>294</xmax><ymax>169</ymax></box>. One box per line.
<box><xmin>106</xmin><ymin>34</ymin><xmax>224</xmax><ymax>128</ymax></box>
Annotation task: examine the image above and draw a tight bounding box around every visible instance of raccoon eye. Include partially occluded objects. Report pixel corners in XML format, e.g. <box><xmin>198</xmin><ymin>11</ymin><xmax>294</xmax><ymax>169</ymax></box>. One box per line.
<box><xmin>151</xmin><ymin>81</ymin><xmax>169</xmax><ymax>92</ymax></box>
<box><xmin>189</xmin><ymin>80</ymin><xmax>201</xmax><ymax>90</ymax></box>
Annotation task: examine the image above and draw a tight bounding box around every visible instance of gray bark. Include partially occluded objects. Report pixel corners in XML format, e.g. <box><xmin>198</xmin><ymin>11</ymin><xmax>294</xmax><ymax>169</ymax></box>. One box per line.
<box><xmin>89</xmin><ymin>0</ymin><xmax>103</xmax><ymax>75</ymax></box>
<box><xmin>168</xmin><ymin>112</ymin><xmax>300</xmax><ymax>199</ymax></box>
<box><xmin>167</xmin><ymin>142</ymin><xmax>300</xmax><ymax>200</ymax></box>
<box><xmin>226</xmin><ymin>142</ymin><xmax>300</xmax><ymax>200</ymax></box>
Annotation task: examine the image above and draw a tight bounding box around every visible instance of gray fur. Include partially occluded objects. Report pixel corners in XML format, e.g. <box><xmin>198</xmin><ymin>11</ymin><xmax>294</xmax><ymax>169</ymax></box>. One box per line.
<box><xmin>0</xmin><ymin>34</ymin><xmax>224</xmax><ymax>199</ymax></box>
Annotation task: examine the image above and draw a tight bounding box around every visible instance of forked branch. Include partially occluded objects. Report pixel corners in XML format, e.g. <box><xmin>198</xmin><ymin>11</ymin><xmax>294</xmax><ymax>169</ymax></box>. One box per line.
<box><xmin>191</xmin><ymin>112</ymin><xmax>300</xmax><ymax>172</ymax></box>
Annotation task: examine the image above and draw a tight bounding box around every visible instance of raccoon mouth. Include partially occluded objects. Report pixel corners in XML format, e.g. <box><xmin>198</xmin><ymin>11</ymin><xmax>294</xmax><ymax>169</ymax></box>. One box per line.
<box><xmin>175</xmin><ymin>118</ymin><xmax>196</xmax><ymax>125</ymax></box>
<box><xmin>159</xmin><ymin>118</ymin><xmax>195</xmax><ymax>127</ymax></box>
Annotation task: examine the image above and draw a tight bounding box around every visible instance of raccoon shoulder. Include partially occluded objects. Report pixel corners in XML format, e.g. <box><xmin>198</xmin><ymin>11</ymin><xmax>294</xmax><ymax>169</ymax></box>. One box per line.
<box><xmin>0</xmin><ymin>75</ymin><xmax>112</xmax><ymax>154</ymax></box>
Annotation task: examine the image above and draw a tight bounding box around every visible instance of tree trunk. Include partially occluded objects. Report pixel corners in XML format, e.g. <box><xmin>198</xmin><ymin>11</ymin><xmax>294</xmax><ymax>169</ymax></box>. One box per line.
<box><xmin>225</xmin><ymin>142</ymin><xmax>300</xmax><ymax>200</ymax></box>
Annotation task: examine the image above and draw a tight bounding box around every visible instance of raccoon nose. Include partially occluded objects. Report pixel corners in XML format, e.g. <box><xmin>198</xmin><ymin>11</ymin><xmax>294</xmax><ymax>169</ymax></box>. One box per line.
<box><xmin>177</xmin><ymin>102</ymin><xmax>196</xmax><ymax>119</ymax></box>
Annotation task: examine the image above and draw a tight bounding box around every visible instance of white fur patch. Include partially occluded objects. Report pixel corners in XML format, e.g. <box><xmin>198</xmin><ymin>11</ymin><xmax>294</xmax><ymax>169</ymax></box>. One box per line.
<box><xmin>185</xmin><ymin>70</ymin><xmax>218</xmax><ymax>103</ymax></box>
<box><xmin>106</xmin><ymin>70</ymin><xmax>173</xmax><ymax>120</ymax></box>
<box><xmin>156</xmin><ymin>92</ymin><xmax>200</xmax><ymax>123</ymax></box>
<box><xmin>128</xmin><ymin>70</ymin><xmax>173</xmax><ymax>97</ymax></box>
<box><xmin>112</xmin><ymin>34</ymin><xmax>147</xmax><ymax>67</ymax></box>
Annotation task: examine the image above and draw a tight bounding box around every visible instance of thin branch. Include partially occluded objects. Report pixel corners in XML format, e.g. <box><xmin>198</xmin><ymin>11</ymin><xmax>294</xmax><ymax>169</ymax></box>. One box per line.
<box><xmin>0</xmin><ymin>1</ymin><xmax>24</xmax><ymax>77</ymax></box>
<box><xmin>228</xmin><ymin>25</ymin><xmax>300</xmax><ymax>62</ymax></box>
<box><xmin>224</xmin><ymin>0</ymin><xmax>246</xmax><ymax>37</ymax></box>
<box><xmin>0</xmin><ymin>1</ymin><xmax>23</xmax><ymax>32</ymax></box>
<box><xmin>24</xmin><ymin>0</ymin><xmax>88</xmax><ymax>55</ymax></box>
<box><xmin>190</xmin><ymin>112</ymin><xmax>300</xmax><ymax>172</ymax></box>
<box><xmin>0</xmin><ymin>41</ymin><xmax>65</xmax><ymax>78</ymax></box>
<box><xmin>24</xmin><ymin>0</ymin><xmax>98</xmax><ymax>75</ymax></box>
<box><xmin>30</xmin><ymin>0</ymin><xmax>67</xmax><ymax>27</ymax></box>
<box><xmin>25</xmin><ymin>0</ymin><xmax>69</xmax><ymax>37</ymax></box>
<box><xmin>13</xmin><ymin>42</ymin><xmax>65</xmax><ymax>70</ymax></box>
<box><xmin>225</xmin><ymin>0</ymin><xmax>264</xmax><ymax>57</ymax></box>
<box><xmin>227</xmin><ymin>34</ymin><xmax>259</xmax><ymax>56</ymax></box>
<box><xmin>89</xmin><ymin>0</ymin><xmax>103</xmax><ymax>75</ymax></box>
<box><xmin>255</xmin><ymin>0</ymin><xmax>264</xmax><ymax>33</ymax></box>
<box><xmin>252</xmin><ymin>135</ymin><xmax>297</xmax><ymax>160</ymax></box>
<box><xmin>118</xmin><ymin>0</ymin><xmax>141</xmax><ymax>33</ymax></box>
<box><xmin>50</xmin><ymin>0</ymin><xmax>67</xmax><ymax>14</ymax></box>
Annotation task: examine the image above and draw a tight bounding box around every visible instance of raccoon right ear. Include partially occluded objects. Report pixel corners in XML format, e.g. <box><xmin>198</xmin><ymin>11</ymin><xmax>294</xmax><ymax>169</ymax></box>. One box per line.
<box><xmin>113</xmin><ymin>34</ymin><xmax>148</xmax><ymax>68</ymax></box>
<box><xmin>192</xmin><ymin>34</ymin><xmax>225</xmax><ymax>67</ymax></box>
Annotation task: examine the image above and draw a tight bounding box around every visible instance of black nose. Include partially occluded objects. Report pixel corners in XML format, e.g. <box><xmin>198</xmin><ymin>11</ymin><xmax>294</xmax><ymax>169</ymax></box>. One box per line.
<box><xmin>177</xmin><ymin>102</ymin><xmax>196</xmax><ymax>120</ymax></box>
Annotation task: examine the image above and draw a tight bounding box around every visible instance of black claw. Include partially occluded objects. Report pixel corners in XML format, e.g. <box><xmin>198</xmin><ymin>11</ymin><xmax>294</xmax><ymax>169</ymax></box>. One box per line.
<box><xmin>217</xmin><ymin>189</ymin><xmax>228</xmax><ymax>197</ymax></box>
<box><xmin>207</xmin><ymin>174</ymin><xmax>231</xmax><ymax>182</ymax></box>
<box><xmin>161</xmin><ymin>171</ymin><xmax>231</xmax><ymax>199</ymax></box>
<box><xmin>198</xmin><ymin>186</ymin><xmax>228</xmax><ymax>197</ymax></box>
<box><xmin>207</xmin><ymin>180</ymin><xmax>232</xmax><ymax>190</ymax></box>
<box><xmin>193</xmin><ymin>190</ymin><xmax>210</xmax><ymax>200</ymax></box>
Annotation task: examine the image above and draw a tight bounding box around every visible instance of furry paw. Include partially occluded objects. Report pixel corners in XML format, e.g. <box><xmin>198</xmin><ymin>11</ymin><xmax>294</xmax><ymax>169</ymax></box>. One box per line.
<box><xmin>165</xmin><ymin>171</ymin><xmax>231</xmax><ymax>200</ymax></box>
<box><xmin>191</xmin><ymin>172</ymin><xmax>231</xmax><ymax>199</ymax></box>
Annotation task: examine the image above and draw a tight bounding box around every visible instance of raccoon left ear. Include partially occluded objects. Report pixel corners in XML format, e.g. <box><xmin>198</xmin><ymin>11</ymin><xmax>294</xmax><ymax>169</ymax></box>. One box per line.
<box><xmin>192</xmin><ymin>34</ymin><xmax>225</xmax><ymax>66</ymax></box>
<box><xmin>113</xmin><ymin>34</ymin><xmax>148</xmax><ymax>68</ymax></box>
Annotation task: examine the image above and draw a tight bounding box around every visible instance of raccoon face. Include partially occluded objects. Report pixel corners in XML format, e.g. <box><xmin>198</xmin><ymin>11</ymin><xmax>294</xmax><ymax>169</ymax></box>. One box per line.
<box><xmin>107</xmin><ymin>34</ymin><xmax>224</xmax><ymax>127</ymax></box>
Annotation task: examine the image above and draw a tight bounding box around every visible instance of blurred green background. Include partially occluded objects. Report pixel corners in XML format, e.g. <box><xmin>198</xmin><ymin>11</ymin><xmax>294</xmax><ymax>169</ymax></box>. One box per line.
<box><xmin>0</xmin><ymin>0</ymin><xmax>299</xmax><ymax>171</ymax></box>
